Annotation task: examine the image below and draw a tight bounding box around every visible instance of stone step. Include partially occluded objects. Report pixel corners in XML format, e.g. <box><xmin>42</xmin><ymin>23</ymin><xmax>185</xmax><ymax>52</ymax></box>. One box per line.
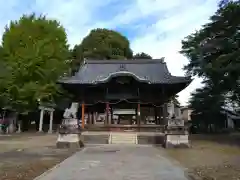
<box><xmin>111</xmin><ymin>137</ymin><xmax>136</xmax><ymax>140</ymax></box>
<box><xmin>111</xmin><ymin>141</ymin><xmax>136</xmax><ymax>144</ymax></box>
<box><xmin>109</xmin><ymin>133</ymin><xmax>137</xmax><ymax>144</ymax></box>
<box><xmin>111</xmin><ymin>140</ymin><xmax>136</xmax><ymax>144</ymax></box>
<box><xmin>111</xmin><ymin>136</ymin><xmax>136</xmax><ymax>139</ymax></box>
<box><xmin>111</xmin><ymin>138</ymin><xmax>136</xmax><ymax>140</ymax></box>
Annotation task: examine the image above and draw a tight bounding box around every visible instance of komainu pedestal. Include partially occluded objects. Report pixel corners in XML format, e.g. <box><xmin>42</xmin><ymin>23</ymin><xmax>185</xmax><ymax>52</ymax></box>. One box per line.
<box><xmin>163</xmin><ymin>119</ymin><xmax>190</xmax><ymax>148</ymax></box>
<box><xmin>56</xmin><ymin>118</ymin><xmax>84</xmax><ymax>148</ymax></box>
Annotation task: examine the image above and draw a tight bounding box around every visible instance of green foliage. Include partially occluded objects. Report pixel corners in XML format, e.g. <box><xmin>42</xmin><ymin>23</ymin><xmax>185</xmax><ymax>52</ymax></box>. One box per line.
<box><xmin>190</xmin><ymin>80</ymin><xmax>224</xmax><ymax>115</ymax></box>
<box><xmin>180</xmin><ymin>0</ymin><xmax>240</xmax><ymax>130</ymax></box>
<box><xmin>70</xmin><ymin>28</ymin><xmax>133</xmax><ymax>73</ymax></box>
<box><xmin>70</xmin><ymin>45</ymin><xmax>84</xmax><ymax>74</ymax></box>
<box><xmin>0</xmin><ymin>61</ymin><xmax>11</xmax><ymax>108</ymax></box>
<box><xmin>181</xmin><ymin>1</ymin><xmax>240</xmax><ymax>88</ymax></box>
<box><xmin>133</xmin><ymin>52</ymin><xmax>152</xmax><ymax>59</ymax></box>
<box><xmin>0</xmin><ymin>14</ymin><xmax>70</xmax><ymax>113</ymax></box>
<box><xmin>80</xmin><ymin>28</ymin><xmax>133</xmax><ymax>60</ymax></box>
<box><xmin>189</xmin><ymin>80</ymin><xmax>226</xmax><ymax>130</ymax></box>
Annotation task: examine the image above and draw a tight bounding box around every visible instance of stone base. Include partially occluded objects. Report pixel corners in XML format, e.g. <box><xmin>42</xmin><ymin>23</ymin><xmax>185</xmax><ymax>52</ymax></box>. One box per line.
<box><xmin>163</xmin><ymin>134</ymin><xmax>190</xmax><ymax>148</ymax></box>
<box><xmin>56</xmin><ymin>134</ymin><xmax>84</xmax><ymax>149</ymax></box>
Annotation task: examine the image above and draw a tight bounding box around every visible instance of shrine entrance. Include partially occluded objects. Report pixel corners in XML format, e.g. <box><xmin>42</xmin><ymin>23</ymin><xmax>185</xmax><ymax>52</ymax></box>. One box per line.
<box><xmin>110</xmin><ymin>108</ymin><xmax>137</xmax><ymax>132</ymax></box>
<box><xmin>58</xmin><ymin>59</ymin><xmax>191</xmax><ymax>132</ymax></box>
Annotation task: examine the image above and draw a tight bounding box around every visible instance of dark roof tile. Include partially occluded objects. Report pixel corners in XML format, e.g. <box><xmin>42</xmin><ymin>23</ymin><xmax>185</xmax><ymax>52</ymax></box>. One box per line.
<box><xmin>59</xmin><ymin>59</ymin><xmax>192</xmax><ymax>85</ymax></box>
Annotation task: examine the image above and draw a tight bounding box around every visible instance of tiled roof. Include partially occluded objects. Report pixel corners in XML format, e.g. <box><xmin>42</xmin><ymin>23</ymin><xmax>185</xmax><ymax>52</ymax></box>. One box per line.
<box><xmin>59</xmin><ymin>59</ymin><xmax>192</xmax><ymax>85</ymax></box>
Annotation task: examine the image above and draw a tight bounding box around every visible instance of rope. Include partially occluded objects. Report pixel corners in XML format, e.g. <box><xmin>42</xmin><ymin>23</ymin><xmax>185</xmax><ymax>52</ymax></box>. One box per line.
<box><xmin>83</xmin><ymin>99</ymin><xmax>164</xmax><ymax>107</ymax></box>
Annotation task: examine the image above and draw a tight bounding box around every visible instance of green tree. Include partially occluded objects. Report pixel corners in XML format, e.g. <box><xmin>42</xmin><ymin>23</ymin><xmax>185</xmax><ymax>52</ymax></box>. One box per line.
<box><xmin>180</xmin><ymin>0</ymin><xmax>240</xmax><ymax>131</ymax></box>
<box><xmin>69</xmin><ymin>45</ymin><xmax>84</xmax><ymax>74</ymax></box>
<box><xmin>1</xmin><ymin>14</ymin><xmax>70</xmax><ymax>113</ymax></box>
<box><xmin>71</xmin><ymin>28</ymin><xmax>133</xmax><ymax>73</ymax></box>
<box><xmin>181</xmin><ymin>1</ymin><xmax>240</xmax><ymax>99</ymax></box>
<box><xmin>189</xmin><ymin>80</ymin><xmax>225</xmax><ymax>132</ymax></box>
<box><xmin>133</xmin><ymin>52</ymin><xmax>152</xmax><ymax>59</ymax></box>
<box><xmin>80</xmin><ymin>28</ymin><xmax>133</xmax><ymax>60</ymax></box>
<box><xmin>0</xmin><ymin>61</ymin><xmax>10</xmax><ymax>108</ymax></box>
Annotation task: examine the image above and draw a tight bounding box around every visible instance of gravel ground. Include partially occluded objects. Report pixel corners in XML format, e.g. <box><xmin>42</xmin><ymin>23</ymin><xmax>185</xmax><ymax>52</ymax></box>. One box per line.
<box><xmin>165</xmin><ymin>134</ymin><xmax>240</xmax><ymax>180</ymax></box>
<box><xmin>0</xmin><ymin>133</ymin><xmax>80</xmax><ymax>180</ymax></box>
<box><xmin>1</xmin><ymin>133</ymin><xmax>240</xmax><ymax>180</ymax></box>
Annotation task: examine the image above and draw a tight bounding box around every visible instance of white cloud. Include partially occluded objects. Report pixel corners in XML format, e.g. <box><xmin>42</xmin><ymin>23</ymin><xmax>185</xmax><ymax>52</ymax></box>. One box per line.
<box><xmin>33</xmin><ymin>0</ymin><xmax>114</xmax><ymax>46</ymax></box>
<box><xmin>129</xmin><ymin>0</ymin><xmax>219</xmax><ymax>105</ymax></box>
<box><xmin>0</xmin><ymin>0</ymin><xmax>220</xmax><ymax>105</ymax></box>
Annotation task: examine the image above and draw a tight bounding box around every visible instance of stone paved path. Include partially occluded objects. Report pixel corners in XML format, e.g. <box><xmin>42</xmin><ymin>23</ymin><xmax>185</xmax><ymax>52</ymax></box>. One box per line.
<box><xmin>35</xmin><ymin>145</ymin><xmax>188</xmax><ymax>180</ymax></box>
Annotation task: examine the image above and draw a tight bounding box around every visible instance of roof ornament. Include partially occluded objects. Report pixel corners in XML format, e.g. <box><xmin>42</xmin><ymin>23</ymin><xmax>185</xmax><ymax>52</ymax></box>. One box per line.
<box><xmin>159</xmin><ymin>57</ymin><xmax>165</xmax><ymax>63</ymax></box>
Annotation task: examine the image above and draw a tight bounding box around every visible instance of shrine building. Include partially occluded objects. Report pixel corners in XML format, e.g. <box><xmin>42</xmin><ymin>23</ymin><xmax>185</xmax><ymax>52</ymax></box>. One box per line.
<box><xmin>59</xmin><ymin>59</ymin><xmax>192</xmax><ymax>132</ymax></box>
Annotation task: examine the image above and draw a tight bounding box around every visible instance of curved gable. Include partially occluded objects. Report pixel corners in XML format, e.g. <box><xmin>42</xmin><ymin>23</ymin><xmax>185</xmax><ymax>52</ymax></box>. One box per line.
<box><xmin>59</xmin><ymin>59</ymin><xmax>192</xmax><ymax>85</ymax></box>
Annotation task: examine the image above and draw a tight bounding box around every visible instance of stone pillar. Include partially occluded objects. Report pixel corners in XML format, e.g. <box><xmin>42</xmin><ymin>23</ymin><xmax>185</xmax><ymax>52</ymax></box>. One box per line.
<box><xmin>81</xmin><ymin>102</ymin><xmax>85</xmax><ymax>129</ymax></box>
<box><xmin>39</xmin><ymin>109</ymin><xmax>44</xmax><ymax>132</ymax></box>
<box><xmin>48</xmin><ymin>111</ymin><xmax>53</xmax><ymax>133</ymax></box>
<box><xmin>17</xmin><ymin>120</ymin><xmax>22</xmax><ymax>133</ymax></box>
<box><xmin>8</xmin><ymin>120</ymin><xmax>15</xmax><ymax>134</ymax></box>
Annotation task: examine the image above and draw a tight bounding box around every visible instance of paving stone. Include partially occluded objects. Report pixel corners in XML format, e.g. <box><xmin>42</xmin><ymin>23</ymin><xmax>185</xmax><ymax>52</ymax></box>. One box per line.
<box><xmin>35</xmin><ymin>145</ymin><xmax>188</xmax><ymax>180</ymax></box>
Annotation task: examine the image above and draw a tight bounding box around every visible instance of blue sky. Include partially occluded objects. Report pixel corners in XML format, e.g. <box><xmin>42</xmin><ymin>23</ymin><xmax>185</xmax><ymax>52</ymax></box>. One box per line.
<box><xmin>0</xmin><ymin>0</ymin><xmax>219</xmax><ymax>105</ymax></box>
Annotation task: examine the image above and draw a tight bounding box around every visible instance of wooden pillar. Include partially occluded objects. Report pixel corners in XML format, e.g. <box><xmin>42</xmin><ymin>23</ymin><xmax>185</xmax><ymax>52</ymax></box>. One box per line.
<box><xmin>159</xmin><ymin>106</ymin><xmax>163</xmax><ymax>125</ymax></box>
<box><xmin>88</xmin><ymin>112</ymin><xmax>90</xmax><ymax>125</ymax></box>
<box><xmin>137</xmin><ymin>103</ymin><xmax>141</xmax><ymax>128</ymax></box>
<box><xmin>81</xmin><ymin>102</ymin><xmax>85</xmax><ymax>129</ymax></box>
<box><xmin>154</xmin><ymin>107</ymin><xmax>158</xmax><ymax>125</ymax></box>
<box><xmin>105</xmin><ymin>102</ymin><xmax>110</xmax><ymax>125</ymax></box>
<box><xmin>110</xmin><ymin>107</ymin><xmax>113</xmax><ymax>124</ymax></box>
<box><xmin>163</xmin><ymin>103</ymin><xmax>168</xmax><ymax>125</ymax></box>
<box><xmin>91</xmin><ymin>112</ymin><xmax>94</xmax><ymax>125</ymax></box>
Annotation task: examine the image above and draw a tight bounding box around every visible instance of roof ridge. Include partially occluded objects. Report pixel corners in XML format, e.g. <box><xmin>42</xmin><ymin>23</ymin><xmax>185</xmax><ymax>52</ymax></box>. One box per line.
<box><xmin>84</xmin><ymin>59</ymin><xmax>165</xmax><ymax>64</ymax></box>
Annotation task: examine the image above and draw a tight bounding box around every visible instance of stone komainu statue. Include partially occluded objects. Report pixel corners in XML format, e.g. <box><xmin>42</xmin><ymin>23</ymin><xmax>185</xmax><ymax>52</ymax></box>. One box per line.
<box><xmin>59</xmin><ymin>103</ymin><xmax>80</xmax><ymax>134</ymax></box>
<box><xmin>63</xmin><ymin>102</ymin><xmax>79</xmax><ymax>119</ymax></box>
